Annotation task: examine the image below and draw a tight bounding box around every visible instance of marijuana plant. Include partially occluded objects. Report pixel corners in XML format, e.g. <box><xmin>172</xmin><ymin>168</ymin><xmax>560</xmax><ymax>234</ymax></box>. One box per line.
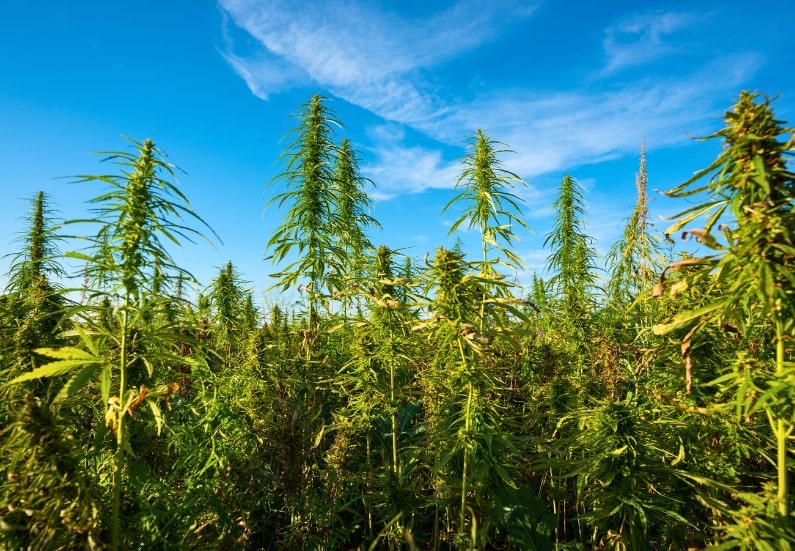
<box><xmin>443</xmin><ymin>129</ymin><xmax>530</xmax><ymax>270</ymax></box>
<box><xmin>655</xmin><ymin>91</ymin><xmax>795</xmax><ymax>545</ymax></box>
<box><xmin>2</xmin><ymin>191</ymin><xmax>66</xmax><ymax>384</ymax></box>
<box><xmin>267</xmin><ymin>94</ymin><xmax>345</xmax><ymax>334</ymax></box>
<box><xmin>544</xmin><ymin>174</ymin><xmax>599</xmax><ymax>315</ymax></box>
<box><xmin>443</xmin><ymin>130</ymin><xmax>530</xmax><ymax>332</ymax></box>
<box><xmin>417</xmin><ymin>246</ymin><xmax>524</xmax><ymax>548</ymax></box>
<box><xmin>205</xmin><ymin>261</ymin><xmax>250</xmax><ymax>366</ymax></box>
<box><xmin>6</xmin><ymin>138</ymin><xmax>214</xmax><ymax>550</ymax></box>
<box><xmin>332</xmin><ymin>138</ymin><xmax>380</xmax><ymax>303</ymax></box>
<box><xmin>607</xmin><ymin>142</ymin><xmax>666</xmax><ymax>306</ymax></box>
<box><xmin>4</xmin><ymin>191</ymin><xmax>66</xmax><ymax>298</ymax></box>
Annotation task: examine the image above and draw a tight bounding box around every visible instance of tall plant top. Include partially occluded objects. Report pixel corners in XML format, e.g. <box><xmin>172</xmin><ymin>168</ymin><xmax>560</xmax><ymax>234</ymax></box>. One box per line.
<box><xmin>70</xmin><ymin>137</ymin><xmax>215</xmax><ymax>299</ymax></box>
<box><xmin>662</xmin><ymin>91</ymin><xmax>795</xmax><ymax>316</ymax></box>
<box><xmin>443</xmin><ymin>129</ymin><xmax>530</xmax><ymax>271</ymax></box>
<box><xmin>4</xmin><ymin>191</ymin><xmax>65</xmax><ymax>296</ymax></box>
<box><xmin>544</xmin><ymin>174</ymin><xmax>598</xmax><ymax>312</ymax></box>
<box><xmin>266</xmin><ymin>94</ymin><xmax>345</xmax><ymax>295</ymax></box>
<box><xmin>266</xmin><ymin>94</ymin><xmax>379</xmax><ymax>333</ymax></box>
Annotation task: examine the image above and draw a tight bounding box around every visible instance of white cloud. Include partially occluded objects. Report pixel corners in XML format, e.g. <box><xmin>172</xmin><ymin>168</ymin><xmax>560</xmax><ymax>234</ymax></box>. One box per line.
<box><xmin>218</xmin><ymin>1</ymin><xmax>761</xmax><ymax>203</ymax></box>
<box><xmin>220</xmin><ymin>50</ymin><xmax>304</xmax><ymax>100</ymax></box>
<box><xmin>362</xmin><ymin>123</ymin><xmax>554</xmax><ymax>217</ymax></box>
<box><xmin>362</xmin><ymin>124</ymin><xmax>460</xmax><ymax>199</ymax></box>
<box><xmin>218</xmin><ymin>0</ymin><xmax>538</xmax><ymax>119</ymax></box>
<box><xmin>444</xmin><ymin>53</ymin><xmax>758</xmax><ymax>182</ymax></box>
<box><xmin>354</xmin><ymin>51</ymin><xmax>758</xmax><ymax>212</ymax></box>
<box><xmin>600</xmin><ymin>11</ymin><xmax>698</xmax><ymax>75</ymax></box>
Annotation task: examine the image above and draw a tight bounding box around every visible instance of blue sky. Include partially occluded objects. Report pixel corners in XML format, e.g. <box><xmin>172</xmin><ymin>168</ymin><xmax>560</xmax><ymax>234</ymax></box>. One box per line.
<box><xmin>1</xmin><ymin>0</ymin><xmax>793</xmax><ymax>303</ymax></box>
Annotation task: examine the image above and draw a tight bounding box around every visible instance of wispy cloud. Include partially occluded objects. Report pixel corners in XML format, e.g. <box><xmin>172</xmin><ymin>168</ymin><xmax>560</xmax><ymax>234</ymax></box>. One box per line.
<box><xmin>357</xmin><ymin>51</ymin><xmax>757</xmax><ymax>200</ymax></box>
<box><xmin>218</xmin><ymin>1</ymin><xmax>761</xmax><ymax>200</ymax></box>
<box><xmin>219</xmin><ymin>0</ymin><xmax>539</xmax><ymax>123</ymax></box>
<box><xmin>452</xmin><ymin>52</ymin><xmax>758</xmax><ymax>178</ymax></box>
<box><xmin>600</xmin><ymin>11</ymin><xmax>698</xmax><ymax>75</ymax></box>
<box><xmin>362</xmin><ymin>124</ymin><xmax>555</xmax><ymax>218</ymax></box>
<box><xmin>362</xmin><ymin>124</ymin><xmax>461</xmax><ymax>200</ymax></box>
<box><xmin>220</xmin><ymin>50</ymin><xmax>304</xmax><ymax>100</ymax></box>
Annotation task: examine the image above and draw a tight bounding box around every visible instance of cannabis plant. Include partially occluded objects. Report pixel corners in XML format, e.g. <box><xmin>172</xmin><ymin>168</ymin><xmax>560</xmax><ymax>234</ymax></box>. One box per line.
<box><xmin>204</xmin><ymin>260</ymin><xmax>251</xmax><ymax>367</ymax></box>
<box><xmin>544</xmin><ymin>174</ymin><xmax>599</xmax><ymax>315</ymax></box>
<box><xmin>607</xmin><ymin>141</ymin><xmax>667</xmax><ymax>306</ymax></box>
<box><xmin>6</xmin><ymin>138</ymin><xmax>214</xmax><ymax>550</ymax></box>
<box><xmin>0</xmin><ymin>193</ymin><xmax>101</xmax><ymax>549</ymax></box>
<box><xmin>655</xmin><ymin>91</ymin><xmax>795</xmax><ymax>546</ymax></box>
<box><xmin>417</xmin><ymin>246</ymin><xmax>528</xmax><ymax>548</ymax></box>
<box><xmin>2</xmin><ymin>191</ymin><xmax>67</xmax><ymax>384</ymax></box>
<box><xmin>331</xmin><ymin>137</ymin><xmax>381</xmax><ymax>315</ymax></box>
<box><xmin>267</xmin><ymin>94</ymin><xmax>345</xmax><ymax>335</ymax></box>
<box><xmin>4</xmin><ymin>191</ymin><xmax>66</xmax><ymax>299</ymax></box>
<box><xmin>326</xmin><ymin>245</ymin><xmax>419</xmax><ymax>545</ymax></box>
<box><xmin>443</xmin><ymin>129</ymin><xmax>530</xmax><ymax>270</ymax></box>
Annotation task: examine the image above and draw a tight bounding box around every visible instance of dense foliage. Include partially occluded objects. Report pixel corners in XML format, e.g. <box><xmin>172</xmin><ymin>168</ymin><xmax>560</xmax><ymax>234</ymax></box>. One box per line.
<box><xmin>1</xmin><ymin>92</ymin><xmax>793</xmax><ymax>550</ymax></box>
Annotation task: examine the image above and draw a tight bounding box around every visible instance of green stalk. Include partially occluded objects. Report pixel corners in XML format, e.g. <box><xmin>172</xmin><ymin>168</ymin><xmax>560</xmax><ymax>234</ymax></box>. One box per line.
<box><xmin>457</xmin><ymin>339</ymin><xmax>473</xmax><ymax>544</ymax></box>
<box><xmin>657</xmin><ymin>92</ymin><xmax>795</xmax><ymax>538</ymax></box>
<box><xmin>460</xmin><ymin>381</ymin><xmax>473</xmax><ymax>542</ymax></box>
<box><xmin>479</xmin><ymin>249</ymin><xmax>487</xmax><ymax>334</ymax></box>
<box><xmin>776</xmin><ymin>418</ymin><xmax>788</xmax><ymax>518</ymax></box>
<box><xmin>5</xmin><ymin>138</ymin><xmax>214</xmax><ymax>550</ymax></box>
<box><xmin>390</xmin><ymin>360</ymin><xmax>398</xmax><ymax>475</ymax></box>
<box><xmin>775</xmin><ymin>318</ymin><xmax>788</xmax><ymax>518</ymax></box>
<box><xmin>366</xmin><ymin>434</ymin><xmax>373</xmax><ymax>536</ymax></box>
<box><xmin>111</xmin><ymin>304</ymin><xmax>129</xmax><ymax>551</ymax></box>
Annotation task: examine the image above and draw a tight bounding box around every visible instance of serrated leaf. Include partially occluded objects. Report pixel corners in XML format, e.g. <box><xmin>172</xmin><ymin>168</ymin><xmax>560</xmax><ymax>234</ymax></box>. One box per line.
<box><xmin>33</xmin><ymin>346</ymin><xmax>100</xmax><ymax>361</ymax></box>
<box><xmin>55</xmin><ymin>362</ymin><xmax>103</xmax><ymax>401</ymax></box>
<box><xmin>60</xmin><ymin>325</ymin><xmax>101</xmax><ymax>356</ymax></box>
<box><xmin>8</xmin><ymin>357</ymin><xmax>101</xmax><ymax>385</ymax></box>
<box><xmin>664</xmin><ymin>201</ymin><xmax>722</xmax><ymax>236</ymax></box>
<box><xmin>652</xmin><ymin>300</ymin><xmax>728</xmax><ymax>336</ymax></box>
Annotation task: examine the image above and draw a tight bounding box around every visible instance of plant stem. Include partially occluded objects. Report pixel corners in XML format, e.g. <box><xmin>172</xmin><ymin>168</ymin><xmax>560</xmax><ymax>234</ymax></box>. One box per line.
<box><xmin>390</xmin><ymin>360</ymin><xmax>398</xmax><ymax>475</ymax></box>
<box><xmin>366</xmin><ymin>434</ymin><xmax>373</xmax><ymax>536</ymax></box>
<box><xmin>460</xmin><ymin>380</ymin><xmax>473</xmax><ymax>546</ymax></box>
<box><xmin>775</xmin><ymin>318</ymin><xmax>788</xmax><ymax>518</ymax></box>
<box><xmin>112</xmin><ymin>304</ymin><xmax>129</xmax><ymax>551</ymax></box>
<box><xmin>479</xmin><ymin>249</ymin><xmax>487</xmax><ymax>334</ymax></box>
<box><xmin>457</xmin><ymin>339</ymin><xmax>473</xmax><ymax>544</ymax></box>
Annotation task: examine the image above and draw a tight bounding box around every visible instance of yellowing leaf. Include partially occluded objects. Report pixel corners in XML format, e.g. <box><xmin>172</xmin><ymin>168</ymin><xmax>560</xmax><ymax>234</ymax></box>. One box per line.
<box><xmin>608</xmin><ymin>445</ymin><xmax>628</xmax><ymax>456</ymax></box>
<box><xmin>671</xmin><ymin>444</ymin><xmax>686</xmax><ymax>466</ymax></box>
<box><xmin>147</xmin><ymin>400</ymin><xmax>164</xmax><ymax>436</ymax></box>
<box><xmin>670</xmin><ymin>280</ymin><xmax>689</xmax><ymax>295</ymax></box>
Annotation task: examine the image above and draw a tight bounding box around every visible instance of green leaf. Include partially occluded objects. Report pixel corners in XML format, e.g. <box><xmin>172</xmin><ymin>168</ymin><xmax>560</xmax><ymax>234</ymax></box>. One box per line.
<box><xmin>671</xmin><ymin>444</ymin><xmax>686</xmax><ymax>466</ymax></box>
<box><xmin>752</xmin><ymin>155</ymin><xmax>770</xmax><ymax>194</ymax></box>
<box><xmin>101</xmin><ymin>363</ymin><xmax>112</xmax><ymax>406</ymax></box>
<box><xmin>663</xmin><ymin>200</ymin><xmax>725</xmax><ymax>236</ymax></box>
<box><xmin>608</xmin><ymin>445</ymin><xmax>629</xmax><ymax>456</ymax></box>
<box><xmin>8</xmin><ymin>347</ymin><xmax>103</xmax><ymax>385</ymax></box>
<box><xmin>56</xmin><ymin>362</ymin><xmax>103</xmax><ymax>401</ymax></box>
<box><xmin>652</xmin><ymin>299</ymin><xmax>729</xmax><ymax>335</ymax></box>
<box><xmin>33</xmin><ymin>346</ymin><xmax>100</xmax><ymax>361</ymax></box>
<box><xmin>72</xmin><ymin>324</ymin><xmax>101</xmax><ymax>356</ymax></box>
